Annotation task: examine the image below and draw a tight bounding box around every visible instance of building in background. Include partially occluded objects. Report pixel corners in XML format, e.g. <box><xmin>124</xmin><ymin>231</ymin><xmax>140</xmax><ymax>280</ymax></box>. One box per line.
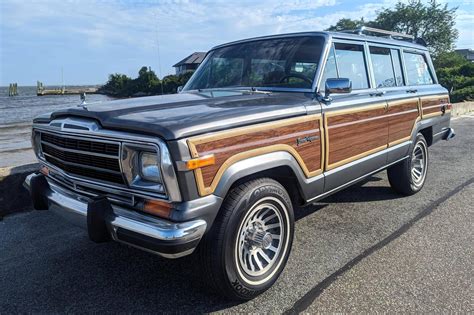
<box><xmin>455</xmin><ymin>49</ymin><xmax>474</xmax><ymax>62</ymax></box>
<box><xmin>173</xmin><ymin>52</ymin><xmax>206</xmax><ymax>75</ymax></box>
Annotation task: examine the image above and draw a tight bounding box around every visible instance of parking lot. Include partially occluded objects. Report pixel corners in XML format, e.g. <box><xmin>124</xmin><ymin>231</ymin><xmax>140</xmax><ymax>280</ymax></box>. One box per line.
<box><xmin>1</xmin><ymin>116</ymin><xmax>472</xmax><ymax>313</ymax></box>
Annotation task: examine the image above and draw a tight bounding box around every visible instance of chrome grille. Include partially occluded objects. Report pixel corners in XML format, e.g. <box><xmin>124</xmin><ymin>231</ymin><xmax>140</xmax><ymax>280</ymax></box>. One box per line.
<box><xmin>40</xmin><ymin>132</ymin><xmax>125</xmax><ymax>185</ymax></box>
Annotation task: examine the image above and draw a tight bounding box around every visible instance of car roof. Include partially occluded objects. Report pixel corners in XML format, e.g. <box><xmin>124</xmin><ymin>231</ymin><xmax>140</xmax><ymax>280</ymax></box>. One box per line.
<box><xmin>211</xmin><ymin>31</ymin><xmax>428</xmax><ymax>52</ymax></box>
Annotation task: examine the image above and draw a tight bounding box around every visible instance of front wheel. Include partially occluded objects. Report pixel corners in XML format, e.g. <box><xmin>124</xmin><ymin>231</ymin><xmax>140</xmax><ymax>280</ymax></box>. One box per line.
<box><xmin>199</xmin><ymin>178</ymin><xmax>294</xmax><ymax>300</ymax></box>
<box><xmin>388</xmin><ymin>133</ymin><xmax>429</xmax><ymax>195</ymax></box>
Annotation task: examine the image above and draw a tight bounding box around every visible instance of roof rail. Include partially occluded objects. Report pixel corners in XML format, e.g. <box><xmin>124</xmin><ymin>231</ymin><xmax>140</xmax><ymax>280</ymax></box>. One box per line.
<box><xmin>342</xmin><ymin>26</ymin><xmax>414</xmax><ymax>40</ymax></box>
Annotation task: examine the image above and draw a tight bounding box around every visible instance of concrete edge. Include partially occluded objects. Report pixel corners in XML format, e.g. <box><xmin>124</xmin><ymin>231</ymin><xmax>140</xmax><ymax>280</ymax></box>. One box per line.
<box><xmin>0</xmin><ymin>163</ymin><xmax>39</xmax><ymax>218</ymax></box>
<box><xmin>451</xmin><ymin>101</ymin><xmax>474</xmax><ymax>117</ymax></box>
<box><xmin>0</xmin><ymin>102</ymin><xmax>472</xmax><ymax>218</ymax></box>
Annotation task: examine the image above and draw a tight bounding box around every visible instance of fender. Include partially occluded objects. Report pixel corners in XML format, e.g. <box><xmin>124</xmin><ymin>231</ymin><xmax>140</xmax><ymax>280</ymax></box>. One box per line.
<box><xmin>213</xmin><ymin>151</ymin><xmax>324</xmax><ymax>201</ymax></box>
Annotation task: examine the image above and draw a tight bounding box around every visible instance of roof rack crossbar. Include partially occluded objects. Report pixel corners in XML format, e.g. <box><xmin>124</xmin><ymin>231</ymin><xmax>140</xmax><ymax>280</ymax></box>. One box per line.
<box><xmin>342</xmin><ymin>26</ymin><xmax>414</xmax><ymax>40</ymax></box>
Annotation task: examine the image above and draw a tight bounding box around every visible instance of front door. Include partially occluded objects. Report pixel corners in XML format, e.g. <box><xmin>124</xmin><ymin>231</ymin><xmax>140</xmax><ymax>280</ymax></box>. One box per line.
<box><xmin>320</xmin><ymin>41</ymin><xmax>389</xmax><ymax>192</ymax></box>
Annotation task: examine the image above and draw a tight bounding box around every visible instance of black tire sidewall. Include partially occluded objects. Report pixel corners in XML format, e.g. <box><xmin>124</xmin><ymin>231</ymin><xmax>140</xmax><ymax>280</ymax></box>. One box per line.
<box><xmin>408</xmin><ymin>134</ymin><xmax>429</xmax><ymax>193</ymax></box>
<box><xmin>222</xmin><ymin>180</ymin><xmax>294</xmax><ymax>299</ymax></box>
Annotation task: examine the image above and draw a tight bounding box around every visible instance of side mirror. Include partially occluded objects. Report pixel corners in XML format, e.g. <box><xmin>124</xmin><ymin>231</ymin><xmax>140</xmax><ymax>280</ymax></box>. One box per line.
<box><xmin>324</xmin><ymin>78</ymin><xmax>352</xmax><ymax>100</ymax></box>
<box><xmin>177</xmin><ymin>86</ymin><xmax>184</xmax><ymax>93</ymax></box>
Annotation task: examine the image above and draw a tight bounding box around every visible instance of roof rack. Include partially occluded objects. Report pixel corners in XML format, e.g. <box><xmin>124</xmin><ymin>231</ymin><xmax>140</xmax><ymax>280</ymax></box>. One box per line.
<box><xmin>342</xmin><ymin>26</ymin><xmax>414</xmax><ymax>40</ymax></box>
<box><xmin>340</xmin><ymin>26</ymin><xmax>428</xmax><ymax>47</ymax></box>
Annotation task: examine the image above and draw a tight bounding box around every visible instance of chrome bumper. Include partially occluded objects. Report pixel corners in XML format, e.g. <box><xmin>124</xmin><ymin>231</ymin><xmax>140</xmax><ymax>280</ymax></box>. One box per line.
<box><xmin>24</xmin><ymin>173</ymin><xmax>207</xmax><ymax>259</ymax></box>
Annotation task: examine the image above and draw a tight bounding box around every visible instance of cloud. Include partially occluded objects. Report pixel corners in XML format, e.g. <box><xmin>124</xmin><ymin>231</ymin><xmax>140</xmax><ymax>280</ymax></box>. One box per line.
<box><xmin>0</xmin><ymin>0</ymin><xmax>472</xmax><ymax>85</ymax></box>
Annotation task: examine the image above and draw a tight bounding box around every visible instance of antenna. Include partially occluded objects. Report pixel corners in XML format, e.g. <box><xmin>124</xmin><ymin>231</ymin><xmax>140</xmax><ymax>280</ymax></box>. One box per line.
<box><xmin>156</xmin><ymin>10</ymin><xmax>164</xmax><ymax>95</ymax></box>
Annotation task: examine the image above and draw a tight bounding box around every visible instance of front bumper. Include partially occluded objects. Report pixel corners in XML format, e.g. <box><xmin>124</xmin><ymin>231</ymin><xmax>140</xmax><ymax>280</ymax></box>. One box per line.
<box><xmin>24</xmin><ymin>173</ymin><xmax>208</xmax><ymax>258</ymax></box>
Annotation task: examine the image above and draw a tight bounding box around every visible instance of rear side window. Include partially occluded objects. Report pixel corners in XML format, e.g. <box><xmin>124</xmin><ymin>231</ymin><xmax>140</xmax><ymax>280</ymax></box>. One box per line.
<box><xmin>334</xmin><ymin>43</ymin><xmax>369</xmax><ymax>89</ymax></box>
<box><xmin>403</xmin><ymin>52</ymin><xmax>433</xmax><ymax>85</ymax></box>
<box><xmin>369</xmin><ymin>46</ymin><xmax>405</xmax><ymax>88</ymax></box>
<box><xmin>370</xmin><ymin>47</ymin><xmax>397</xmax><ymax>88</ymax></box>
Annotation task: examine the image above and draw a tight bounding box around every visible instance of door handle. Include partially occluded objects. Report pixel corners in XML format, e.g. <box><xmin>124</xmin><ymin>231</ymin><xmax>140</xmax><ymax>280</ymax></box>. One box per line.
<box><xmin>370</xmin><ymin>91</ymin><xmax>386</xmax><ymax>97</ymax></box>
<box><xmin>406</xmin><ymin>89</ymin><xmax>418</xmax><ymax>93</ymax></box>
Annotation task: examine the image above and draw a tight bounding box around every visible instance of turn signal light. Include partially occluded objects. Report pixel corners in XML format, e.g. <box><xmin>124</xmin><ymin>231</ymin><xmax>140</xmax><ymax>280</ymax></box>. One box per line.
<box><xmin>185</xmin><ymin>154</ymin><xmax>215</xmax><ymax>170</ymax></box>
<box><xmin>143</xmin><ymin>200</ymin><xmax>172</xmax><ymax>218</ymax></box>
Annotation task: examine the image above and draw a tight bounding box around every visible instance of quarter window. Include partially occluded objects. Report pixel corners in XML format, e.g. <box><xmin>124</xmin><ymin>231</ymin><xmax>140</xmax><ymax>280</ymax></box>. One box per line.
<box><xmin>319</xmin><ymin>46</ymin><xmax>338</xmax><ymax>90</ymax></box>
<box><xmin>403</xmin><ymin>52</ymin><xmax>433</xmax><ymax>85</ymax></box>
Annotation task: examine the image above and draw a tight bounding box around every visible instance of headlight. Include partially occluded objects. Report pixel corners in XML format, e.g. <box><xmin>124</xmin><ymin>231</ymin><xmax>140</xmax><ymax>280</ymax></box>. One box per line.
<box><xmin>121</xmin><ymin>144</ymin><xmax>164</xmax><ymax>194</ymax></box>
<box><xmin>139</xmin><ymin>152</ymin><xmax>162</xmax><ymax>182</ymax></box>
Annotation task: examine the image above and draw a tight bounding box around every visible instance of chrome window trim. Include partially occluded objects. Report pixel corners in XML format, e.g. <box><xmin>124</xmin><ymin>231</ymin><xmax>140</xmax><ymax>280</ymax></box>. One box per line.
<box><xmin>33</xmin><ymin>121</ymin><xmax>182</xmax><ymax>202</ymax></box>
<box><xmin>400</xmin><ymin>49</ymin><xmax>436</xmax><ymax>86</ymax></box>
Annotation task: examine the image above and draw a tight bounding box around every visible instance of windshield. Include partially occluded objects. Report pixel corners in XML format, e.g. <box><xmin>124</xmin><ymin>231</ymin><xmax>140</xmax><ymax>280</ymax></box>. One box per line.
<box><xmin>183</xmin><ymin>36</ymin><xmax>325</xmax><ymax>91</ymax></box>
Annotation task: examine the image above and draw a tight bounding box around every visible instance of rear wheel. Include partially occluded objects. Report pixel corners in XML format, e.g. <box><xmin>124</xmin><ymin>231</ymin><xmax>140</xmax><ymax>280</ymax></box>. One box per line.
<box><xmin>388</xmin><ymin>133</ymin><xmax>429</xmax><ymax>195</ymax></box>
<box><xmin>199</xmin><ymin>178</ymin><xmax>294</xmax><ymax>300</ymax></box>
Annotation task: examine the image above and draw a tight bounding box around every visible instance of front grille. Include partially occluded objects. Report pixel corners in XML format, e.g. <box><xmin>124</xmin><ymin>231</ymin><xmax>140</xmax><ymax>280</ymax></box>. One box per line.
<box><xmin>41</xmin><ymin>133</ymin><xmax>119</xmax><ymax>156</ymax></box>
<box><xmin>40</xmin><ymin>132</ymin><xmax>125</xmax><ymax>185</ymax></box>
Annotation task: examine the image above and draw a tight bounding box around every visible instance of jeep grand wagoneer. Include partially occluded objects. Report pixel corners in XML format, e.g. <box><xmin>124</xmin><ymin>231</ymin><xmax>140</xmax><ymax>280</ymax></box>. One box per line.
<box><xmin>25</xmin><ymin>27</ymin><xmax>454</xmax><ymax>300</ymax></box>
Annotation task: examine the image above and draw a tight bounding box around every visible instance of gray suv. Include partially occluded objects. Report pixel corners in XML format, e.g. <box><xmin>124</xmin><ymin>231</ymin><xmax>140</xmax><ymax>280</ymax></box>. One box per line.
<box><xmin>25</xmin><ymin>27</ymin><xmax>455</xmax><ymax>300</ymax></box>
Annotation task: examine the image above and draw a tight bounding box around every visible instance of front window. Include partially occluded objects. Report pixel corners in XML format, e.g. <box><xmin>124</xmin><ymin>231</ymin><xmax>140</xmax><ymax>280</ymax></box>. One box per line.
<box><xmin>184</xmin><ymin>36</ymin><xmax>325</xmax><ymax>91</ymax></box>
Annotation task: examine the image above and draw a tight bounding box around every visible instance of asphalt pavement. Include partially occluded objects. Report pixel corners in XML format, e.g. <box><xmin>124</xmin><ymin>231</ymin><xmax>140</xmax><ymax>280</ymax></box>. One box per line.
<box><xmin>1</xmin><ymin>116</ymin><xmax>473</xmax><ymax>313</ymax></box>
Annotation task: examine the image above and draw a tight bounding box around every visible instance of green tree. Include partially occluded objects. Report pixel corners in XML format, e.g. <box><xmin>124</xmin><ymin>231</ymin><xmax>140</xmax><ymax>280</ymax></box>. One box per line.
<box><xmin>370</xmin><ymin>0</ymin><xmax>458</xmax><ymax>57</ymax></box>
<box><xmin>326</xmin><ymin>18</ymin><xmax>365</xmax><ymax>32</ymax></box>
<box><xmin>326</xmin><ymin>1</ymin><xmax>458</xmax><ymax>58</ymax></box>
<box><xmin>435</xmin><ymin>52</ymin><xmax>474</xmax><ymax>102</ymax></box>
<box><xmin>99</xmin><ymin>67</ymin><xmax>195</xmax><ymax>97</ymax></box>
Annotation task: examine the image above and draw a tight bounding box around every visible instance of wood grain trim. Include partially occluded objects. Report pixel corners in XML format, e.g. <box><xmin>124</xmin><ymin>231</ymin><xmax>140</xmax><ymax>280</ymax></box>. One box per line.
<box><xmin>188</xmin><ymin>114</ymin><xmax>324</xmax><ymax>196</ymax></box>
<box><xmin>420</xmin><ymin>94</ymin><xmax>450</xmax><ymax>119</ymax></box>
<box><xmin>324</xmin><ymin>103</ymin><xmax>387</xmax><ymax>171</ymax></box>
<box><xmin>387</xmin><ymin>97</ymin><xmax>421</xmax><ymax>147</ymax></box>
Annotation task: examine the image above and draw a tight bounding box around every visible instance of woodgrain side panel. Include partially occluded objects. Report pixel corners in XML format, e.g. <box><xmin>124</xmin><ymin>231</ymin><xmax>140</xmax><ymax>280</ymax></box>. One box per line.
<box><xmin>387</xmin><ymin>99</ymin><xmax>420</xmax><ymax>146</ymax></box>
<box><xmin>188</xmin><ymin>115</ymin><xmax>324</xmax><ymax>196</ymax></box>
<box><xmin>421</xmin><ymin>94</ymin><xmax>449</xmax><ymax>118</ymax></box>
<box><xmin>325</xmin><ymin>105</ymin><xmax>387</xmax><ymax>170</ymax></box>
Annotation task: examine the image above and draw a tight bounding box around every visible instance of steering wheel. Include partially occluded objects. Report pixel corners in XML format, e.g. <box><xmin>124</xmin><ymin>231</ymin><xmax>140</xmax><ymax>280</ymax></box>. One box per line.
<box><xmin>279</xmin><ymin>73</ymin><xmax>312</xmax><ymax>84</ymax></box>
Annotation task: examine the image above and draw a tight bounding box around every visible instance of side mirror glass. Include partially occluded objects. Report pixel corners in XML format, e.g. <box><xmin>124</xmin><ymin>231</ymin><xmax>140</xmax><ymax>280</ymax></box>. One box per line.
<box><xmin>177</xmin><ymin>86</ymin><xmax>183</xmax><ymax>93</ymax></box>
<box><xmin>325</xmin><ymin>78</ymin><xmax>352</xmax><ymax>99</ymax></box>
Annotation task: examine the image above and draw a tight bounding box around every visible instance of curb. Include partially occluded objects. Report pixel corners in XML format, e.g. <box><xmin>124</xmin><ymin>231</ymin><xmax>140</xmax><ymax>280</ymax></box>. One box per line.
<box><xmin>0</xmin><ymin>163</ymin><xmax>39</xmax><ymax>218</ymax></box>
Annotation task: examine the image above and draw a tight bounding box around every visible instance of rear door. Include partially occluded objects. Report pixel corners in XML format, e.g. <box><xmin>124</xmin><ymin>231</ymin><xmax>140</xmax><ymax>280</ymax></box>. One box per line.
<box><xmin>320</xmin><ymin>40</ymin><xmax>388</xmax><ymax>192</ymax></box>
<box><xmin>367</xmin><ymin>44</ymin><xmax>420</xmax><ymax>163</ymax></box>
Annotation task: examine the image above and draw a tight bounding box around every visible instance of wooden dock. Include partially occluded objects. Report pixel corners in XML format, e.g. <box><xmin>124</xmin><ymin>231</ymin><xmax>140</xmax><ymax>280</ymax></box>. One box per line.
<box><xmin>36</xmin><ymin>81</ymin><xmax>99</xmax><ymax>96</ymax></box>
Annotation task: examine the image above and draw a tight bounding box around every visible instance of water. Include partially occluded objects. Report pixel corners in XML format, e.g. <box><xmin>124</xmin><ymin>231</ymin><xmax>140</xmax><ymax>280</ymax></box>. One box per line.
<box><xmin>0</xmin><ymin>86</ymin><xmax>113</xmax><ymax>125</ymax></box>
<box><xmin>0</xmin><ymin>86</ymin><xmax>114</xmax><ymax>168</ymax></box>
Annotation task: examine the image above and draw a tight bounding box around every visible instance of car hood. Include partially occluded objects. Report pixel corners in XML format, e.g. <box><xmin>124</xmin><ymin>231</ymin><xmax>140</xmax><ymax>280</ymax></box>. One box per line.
<box><xmin>38</xmin><ymin>91</ymin><xmax>314</xmax><ymax>140</ymax></box>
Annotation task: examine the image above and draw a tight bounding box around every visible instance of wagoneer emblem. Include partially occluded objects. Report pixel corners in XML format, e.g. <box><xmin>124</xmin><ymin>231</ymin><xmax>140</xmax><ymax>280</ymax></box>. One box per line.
<box><xmin>296</xmin><ymin>135</ymin><xmax>319</xmax><ymax>146</ymax></box>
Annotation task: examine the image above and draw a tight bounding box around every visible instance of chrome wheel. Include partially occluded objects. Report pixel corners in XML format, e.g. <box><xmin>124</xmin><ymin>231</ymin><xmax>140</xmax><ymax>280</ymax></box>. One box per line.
<box><xmin>235</xmin><ymin>197</ymin><xmax>289</xmax><ymax>284</ymax></box>
<box><xmin>411</xmin><ymin>141</ymin><xmax>427</xmax><ymax>187</ymax></box>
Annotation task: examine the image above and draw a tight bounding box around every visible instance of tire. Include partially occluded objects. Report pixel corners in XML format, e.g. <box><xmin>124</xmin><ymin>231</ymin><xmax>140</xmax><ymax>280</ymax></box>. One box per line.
<box><xmin>199</xmin><ymin>178</ymin><xmax>294</xmax><ymax>300</ymax></box>
<box><xmin>388</xmin><ymin>133</ymin><xmax>429</xmax><ymax>195</ymax></box>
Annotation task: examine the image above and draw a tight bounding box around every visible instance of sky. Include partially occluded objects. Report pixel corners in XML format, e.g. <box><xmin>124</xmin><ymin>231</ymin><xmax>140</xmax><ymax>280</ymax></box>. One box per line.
<box><xmin>0</xmin><ymin>0</ymin><xmax>472</xmax><ymax>86</ymax></box>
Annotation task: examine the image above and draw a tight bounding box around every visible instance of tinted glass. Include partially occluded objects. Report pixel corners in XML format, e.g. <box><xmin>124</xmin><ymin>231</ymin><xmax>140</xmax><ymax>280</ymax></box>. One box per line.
<box><xmin>370</xmin><ymin>46</ymin><xmax>396</xmax><ymax>88</ymax></box>
<box><xmin>403</xmin><ymin>52</ymin><xmax>433</xmax><ymax>85</ymax></box>
<box><xmin>391</xmin><ymin>49</ymin><xmax>404</xmax><ymax>86</ymax></box>
<box><xmin>334</xmin><ymin>43</ymin><xmax>369</xmax><ymax>89</ymax></box>
<box><xmin>184</xmin><ymin>36</ymin><xmax>325</xmax><ymax>90</ymax></box>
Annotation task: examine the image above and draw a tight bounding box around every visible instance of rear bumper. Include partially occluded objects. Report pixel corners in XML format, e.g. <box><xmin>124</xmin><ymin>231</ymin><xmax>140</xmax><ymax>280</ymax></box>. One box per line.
<box><xmin>434</xmin><ymin>127</ymin><xmax>456</xmax><ymax>143</ymax></box>
<box><xmin>24</xmin><ymin>173</ymin><xmax>207</xmax><ymax>258</ymax></box>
